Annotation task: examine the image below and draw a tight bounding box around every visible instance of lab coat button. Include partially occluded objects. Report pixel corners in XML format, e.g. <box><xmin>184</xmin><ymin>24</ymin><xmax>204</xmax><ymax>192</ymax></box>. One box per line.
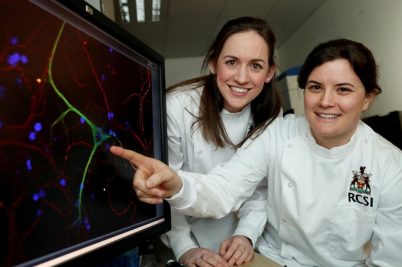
<box><xmin>281</xmin><ymin>218</ymin><xmax>287</xmax><ymax>224</ymax></box>
<box><xmin>287</xmin><ymin>182</ymin><xmax>292</xmax><ymax>187</ymax></box>
<box><xmin>287</xmin><ymin>144</ymin><xmax>293</xmax><ymax>148</ymax></box>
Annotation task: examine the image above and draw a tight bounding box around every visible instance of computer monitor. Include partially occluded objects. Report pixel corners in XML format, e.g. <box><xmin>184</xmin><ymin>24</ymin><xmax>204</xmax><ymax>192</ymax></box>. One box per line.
<box><xmin>0</xmin><ymin>0</ymin><xmax>169</xmax><ymax>266</ymax></box>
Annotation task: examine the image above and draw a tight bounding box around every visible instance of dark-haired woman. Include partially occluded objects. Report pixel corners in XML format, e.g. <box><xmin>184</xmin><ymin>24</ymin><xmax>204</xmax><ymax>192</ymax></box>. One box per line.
<box><xmin>111</xmin><ymin>38</ymin><xmax>402</xmax><ymax>266</ymax></box>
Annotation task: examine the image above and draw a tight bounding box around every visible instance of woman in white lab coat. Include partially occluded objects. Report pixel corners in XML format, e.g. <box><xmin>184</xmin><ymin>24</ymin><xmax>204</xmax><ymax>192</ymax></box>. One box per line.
<box><xmin>111</xmin><ymin>39</ymin><xmax>402</xmax><ymax>267</ymax></box>
<box><xmin>161</xmin><ymin>17</ymin><xmax>281</xmax><ymax>267</ymax></box>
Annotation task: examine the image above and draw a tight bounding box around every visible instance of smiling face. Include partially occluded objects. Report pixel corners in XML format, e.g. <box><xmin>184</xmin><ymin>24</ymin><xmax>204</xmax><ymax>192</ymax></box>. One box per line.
<box><xmin>211</xmin><ymin>30</ymin><xmax>275</xmax><ymax>113</ymax></box>
<box><xmin>304</xmin><ymin>59</ymin><xmax>374</xmax><ymax>148</ymax></box>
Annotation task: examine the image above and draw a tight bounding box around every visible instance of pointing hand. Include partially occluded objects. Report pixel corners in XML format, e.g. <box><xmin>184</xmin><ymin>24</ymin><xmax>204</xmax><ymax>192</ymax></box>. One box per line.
<box><xmin>109</xmin><ymin>146</ymin><xmax>182</xmax><ymax>204</ymax></box>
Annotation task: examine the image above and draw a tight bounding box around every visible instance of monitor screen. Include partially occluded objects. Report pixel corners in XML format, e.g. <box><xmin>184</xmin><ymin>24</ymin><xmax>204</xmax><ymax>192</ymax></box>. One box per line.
<box><xmin>0</xmin><ymin>0</ymin><xmax>169</xmax><ymax>266</ymax></box>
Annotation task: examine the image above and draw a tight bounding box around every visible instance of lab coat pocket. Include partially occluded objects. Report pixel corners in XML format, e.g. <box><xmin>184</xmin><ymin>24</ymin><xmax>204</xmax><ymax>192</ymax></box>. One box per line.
<box><xmin>327</xmin><ymin>207</ymin><xmax>375</xmax><ymax>260</ymax></box>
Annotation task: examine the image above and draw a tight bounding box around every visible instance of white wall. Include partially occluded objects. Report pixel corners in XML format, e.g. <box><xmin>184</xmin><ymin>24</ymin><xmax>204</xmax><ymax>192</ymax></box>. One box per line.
<box><xmin>165</xmin><ymin>56</ymin><xmax>205</xmax><ymax>87</ymax></box>
<box><xmin>278</xmin><ymin>0</ymin><xmax>402</xmax><ymax>117</ymax></box>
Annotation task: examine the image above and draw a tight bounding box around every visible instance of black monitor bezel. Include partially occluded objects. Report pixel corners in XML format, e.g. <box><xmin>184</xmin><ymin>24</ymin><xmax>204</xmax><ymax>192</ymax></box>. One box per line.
<box><xmin>8</xmin><ymin>0</ymin><xmax>170</xmax><ymax>266</ymax></box>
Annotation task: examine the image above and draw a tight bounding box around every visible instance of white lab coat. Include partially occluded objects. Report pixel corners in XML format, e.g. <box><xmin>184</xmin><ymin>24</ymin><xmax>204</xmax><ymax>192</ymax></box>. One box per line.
<box><xmin>162</xmin><ymin>86</ymin><xmax>268</xmax><ymax>259</ymax></box>
<box><xmin>168</xmin><ymin>114</ymin><xmax>402</xmax><ymax>267</ymax></box>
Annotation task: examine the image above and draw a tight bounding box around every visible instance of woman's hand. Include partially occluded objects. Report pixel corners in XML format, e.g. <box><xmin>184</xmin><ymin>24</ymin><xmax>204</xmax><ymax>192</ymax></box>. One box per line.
<box><xmin>219</xmin><ymin>235</ymin><xmax>254</xmax><ymax>266</ymax></box>
<box><xmin>109</xmin><ymin>146</ymin><xmax>182</xmax><ymax>204</ymax></box>
<box><xmin>179</xmin><ymin>248</ymin><xmax>229</xmax><ymax>267</ymax></box>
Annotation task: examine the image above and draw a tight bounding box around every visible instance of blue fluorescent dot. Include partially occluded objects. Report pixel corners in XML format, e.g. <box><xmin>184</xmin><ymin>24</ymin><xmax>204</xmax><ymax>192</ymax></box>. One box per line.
<box><xmin>10</xmin><ymin>36</ymin><xmax>18</xmax><ymax>45</ymax></box>
<box><xmin>20</xmin><ymin>55</ymin><xmax>28</xmax><ymax>64</ymax></box>
<box><xmin>34</xmin><ymin>122</ymin><xmax>42</xmax><ymax>132</ymax></box>
<box><xmin>36</xmin><ymin>209</ymin><xmax>43</xmax><ymax>217</ymax></box>
<box><xmin>26</xmin><ymin>159</ymin><xmax>32</xmax><ymax>171</ymax></box>
<box><xmin>7</xmin><ymin>52</ymin><xmax>20</xmax><ymax>66</ymax></box>
<box><xmin>104</xmin><ymin>143</ymin><xmax>110</xmax><ymax>150</ymax></box>
<box><xmin>108</xmin><ymin>47</ymin><xmax>113</xmax><ymax>53</ymax></box>
<box><xmin>0</xmin><ymin>121</ymin><xmax>3</xmax><ymax>129</ymax></box>
<box><xmin>101</xmin><ymin>74</ymin><xmax>106</xmax><ymax>81</ymax></box>
<box><xmin>60</xmin><ymin>179</ymin><xmax>67</xmax><ymax>187</ymax></box>
<box><xmin>80</xmin><ymin>183</ymin><xmax>84</xmax><ymax>190</ymax></box>
<box><xmin>32</xmin><ymin>193</ymin><xmax>39</xmax><ymax>202</ymax></box>
<box><xmin>84</xmin><ymin>217</ymin><xmax>91</xmax><ymax>230</ymax></box>
<box><xmin>109</xmin><ymin>130</ymin><xmax>117</xmax><ymax>137</ymax></box>
<box><xmin>28</xmin><ymin>131</ymin><xmax>36</xmax><ymax>141</ymax></box>
<box><xmin>0</xmin><ymin>85</ymin><xmax>5</xmax><ymax>97</ymax></box>
<box><xmin>107</xmin><ymin>111</ymin><xmax>114</xmax><ymax>120</ymax></box>
<box><xmin>38</xmin><ymin>189</ymin><xmax>46</xmax><ymax>198</ymax></box>
<box><xmin>80</xmin><ymin>117</ymin><xmax>85</xmax><ymax>124</ymax></box>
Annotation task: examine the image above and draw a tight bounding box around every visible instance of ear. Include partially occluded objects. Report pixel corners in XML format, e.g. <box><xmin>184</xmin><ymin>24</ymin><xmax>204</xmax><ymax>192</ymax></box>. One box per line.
<box><xmin>265</xmin><ymin>65</ymin><xmax>276</xmax><ymax>83</ymax></box>
<box><xmin>362</xmin><ymin>91</ymin><xmax>376</xmax><ymax>111</ymax></box>
<box><xmin>209</xmin><ymin>63</ymin><xmax>216</xmax><ymax>75</ymax></box>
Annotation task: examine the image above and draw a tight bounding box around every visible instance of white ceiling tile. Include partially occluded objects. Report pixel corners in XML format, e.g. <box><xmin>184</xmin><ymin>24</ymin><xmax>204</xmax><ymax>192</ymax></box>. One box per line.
<box><xmin>120</xmin><ymin>0</ymin><xmax>325</xmax><ymax>58</ymax></box>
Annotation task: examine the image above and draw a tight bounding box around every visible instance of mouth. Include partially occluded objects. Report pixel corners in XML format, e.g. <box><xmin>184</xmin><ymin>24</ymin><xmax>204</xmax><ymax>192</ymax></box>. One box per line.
<box><xmin>229</xmin><ymin>85</ymin><xmax>249</xmax><ymax>95</ymax></box>
<box><xmin>316</xmin><ymin>113</ymin><xmax>341</xmax><ymax>119</ymax></box>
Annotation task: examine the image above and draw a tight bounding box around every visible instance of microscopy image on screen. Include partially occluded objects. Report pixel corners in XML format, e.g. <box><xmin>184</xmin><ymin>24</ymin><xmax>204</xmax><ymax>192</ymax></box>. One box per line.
<box><xmin>0</xmin><ymin>1</ymin><xmax>162</xmax><ymax>266</ymax></box>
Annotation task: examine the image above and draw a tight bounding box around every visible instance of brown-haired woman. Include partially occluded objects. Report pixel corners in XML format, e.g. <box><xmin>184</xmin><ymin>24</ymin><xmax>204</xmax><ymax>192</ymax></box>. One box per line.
<box><xmin>162</xmin><ymin>16</ymin><xmax>281</xmax><ymax>267</ymax></box>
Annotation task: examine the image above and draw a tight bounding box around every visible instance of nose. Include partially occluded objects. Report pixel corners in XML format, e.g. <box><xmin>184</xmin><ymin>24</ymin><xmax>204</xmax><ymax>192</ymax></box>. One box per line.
<box><xmin>319</xmin><ymin>89</ymin><xmax>335</xmax><ymax>107</ymax></box>
<box><xmin>234</xmin><ymin>66</ymin><xmax>249</xmax><ymax>84</ymax></box>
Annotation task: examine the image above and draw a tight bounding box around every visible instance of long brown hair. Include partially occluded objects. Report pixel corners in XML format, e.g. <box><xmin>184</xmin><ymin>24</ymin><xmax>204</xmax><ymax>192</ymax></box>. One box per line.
<box><xmin>167</xmin><ymin>17</ymin><xmax>282</xmax><ymax>148</ymax></box>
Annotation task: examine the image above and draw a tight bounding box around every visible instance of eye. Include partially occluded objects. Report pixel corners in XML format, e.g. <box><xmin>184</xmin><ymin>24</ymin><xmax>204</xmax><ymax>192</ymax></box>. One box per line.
<box><xmin>307</xmin><ymin>84</ymin><xmax>321</xmax><ymax>93</ymax></box>
<box><xmin>251</xmin><ymin>63</ymin><xmax>263</xmax><ymax>71</ymax></box>
<box><xmin>337</xmin><ymin>87</ymin><xmax>353</xmax><ymax>94</ymax></box>
<box><xmin>224</xmin><ymin>59</ymin><xmax>236</xmax><ymax>67</ymax></box>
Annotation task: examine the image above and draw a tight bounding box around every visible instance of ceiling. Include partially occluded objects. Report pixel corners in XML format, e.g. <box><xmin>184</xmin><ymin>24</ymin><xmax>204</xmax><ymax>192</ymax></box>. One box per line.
<box><xmin>115</xmin><ymin>0</ymin><xmax>326</xmax><ymax>59</ymax></box>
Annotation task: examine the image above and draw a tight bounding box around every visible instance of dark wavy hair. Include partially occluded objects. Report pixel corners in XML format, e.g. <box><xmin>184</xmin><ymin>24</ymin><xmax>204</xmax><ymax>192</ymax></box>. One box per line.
<box><xmin>298</xmin><ymin>38</ymin><xmax>382</xmax><ymax>95</ymax></box>
<box><xmin>168</xmin><ymin>16</ymin><xmax>282</xmax><ymax>148</ymax></box>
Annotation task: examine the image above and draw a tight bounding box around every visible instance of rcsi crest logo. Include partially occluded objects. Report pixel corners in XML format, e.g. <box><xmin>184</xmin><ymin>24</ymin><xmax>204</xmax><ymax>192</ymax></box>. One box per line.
<box><xmin>348</xmin><ymin>166</ymin><xmax>373</xmax><ymax>207</ymax></box>
<box><xmin>350</xmin><ymin>166</ymin><xmax>372</xmax><ymax>195</ymax></box>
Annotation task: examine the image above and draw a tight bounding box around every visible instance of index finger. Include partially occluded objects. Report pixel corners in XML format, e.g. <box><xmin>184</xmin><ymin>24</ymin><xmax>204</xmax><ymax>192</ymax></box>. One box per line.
<box><xmin>110</xmin><ymin>145</ymin><xmax>147</xmax><ymax>166</ymax></box>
